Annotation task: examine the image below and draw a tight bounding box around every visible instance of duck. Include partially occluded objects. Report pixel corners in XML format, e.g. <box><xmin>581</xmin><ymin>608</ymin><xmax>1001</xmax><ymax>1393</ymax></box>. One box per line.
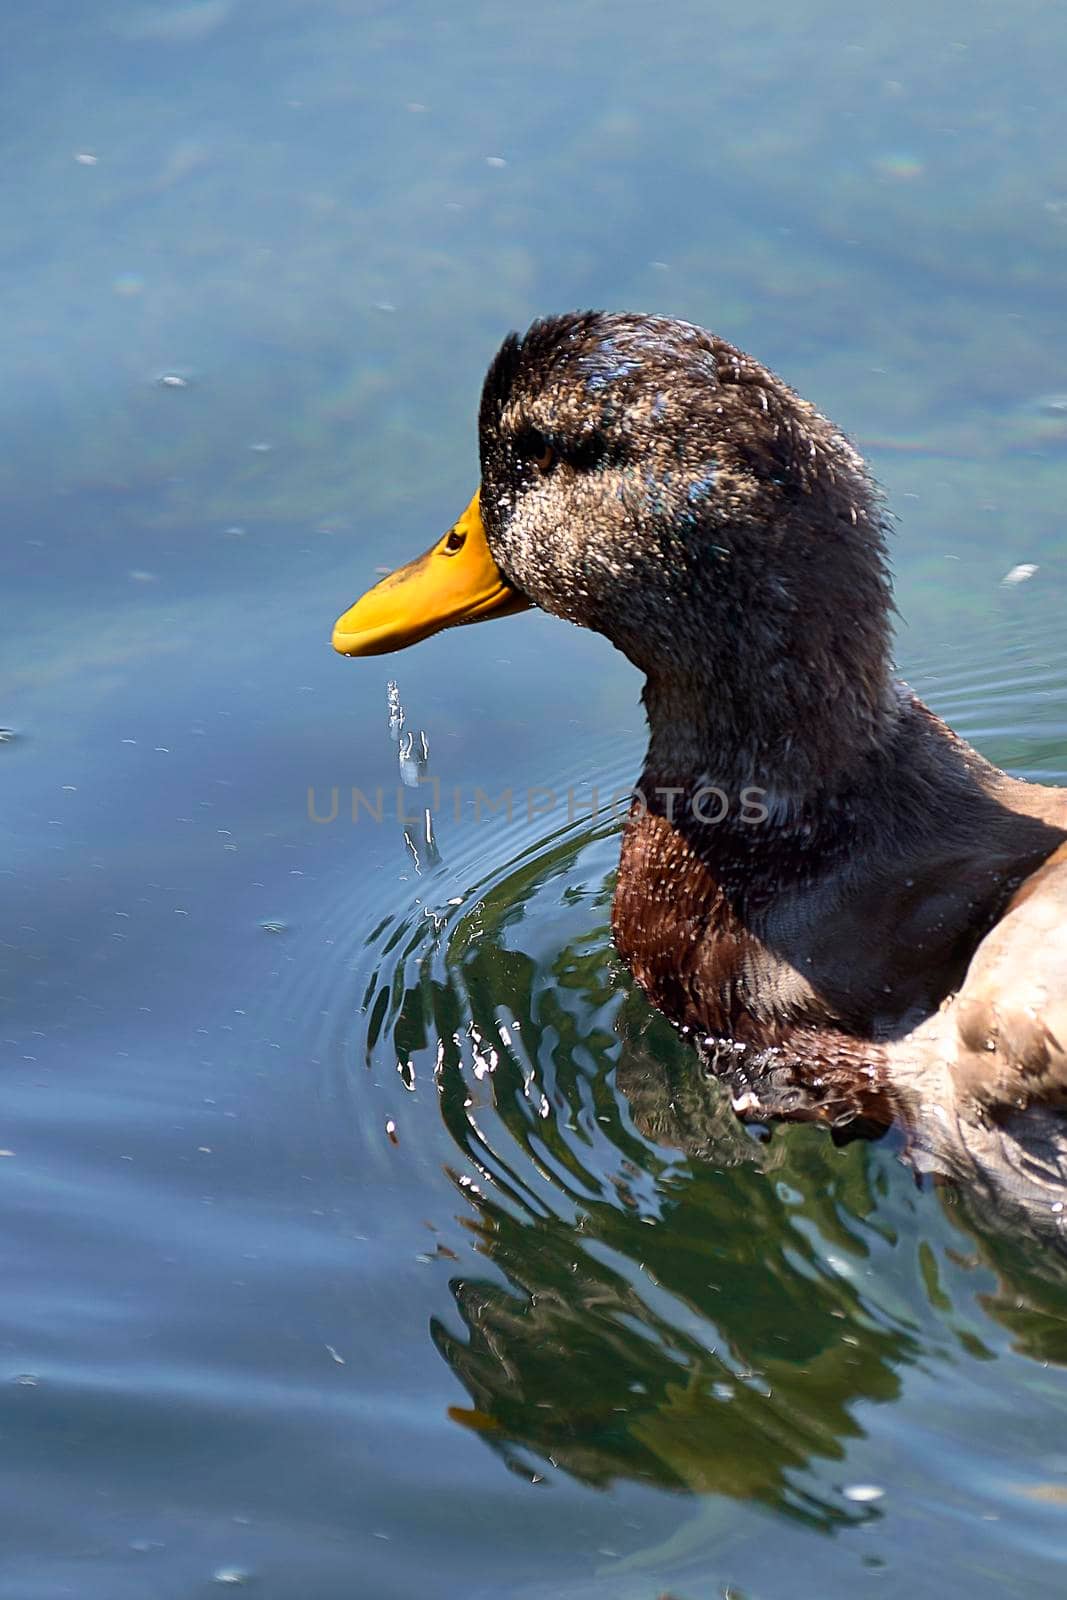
<box><xmin>331</xmin><ymin>311</ymin><xmax>1067</xmax><ymax>1155</ymax></box>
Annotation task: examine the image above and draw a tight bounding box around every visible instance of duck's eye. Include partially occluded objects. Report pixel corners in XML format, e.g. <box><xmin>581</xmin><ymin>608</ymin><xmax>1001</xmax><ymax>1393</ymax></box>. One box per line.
<box><xmin>442</xmin><ymin>526</ymin><xmax>466</xmax><ymax>555</ymax></box>
<box><xmin>520</xmin><ymin>430</ymin><xmax>555</xmax><ymax>474</ymax></box>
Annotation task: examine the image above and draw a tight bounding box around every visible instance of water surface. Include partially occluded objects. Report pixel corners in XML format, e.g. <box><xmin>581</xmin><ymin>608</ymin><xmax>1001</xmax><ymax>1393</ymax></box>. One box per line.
<box><xmin>3</xmin><ymin>2</ymin><xmax>1067</xmax><ymax>1595</ymax></box>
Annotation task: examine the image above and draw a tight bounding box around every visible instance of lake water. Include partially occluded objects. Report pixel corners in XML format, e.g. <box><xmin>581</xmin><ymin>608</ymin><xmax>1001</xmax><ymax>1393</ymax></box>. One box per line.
<box><xmin>4</xmin><ymin>2</ymin><xmax>1067</xmax><ymax>1595</ymax></box>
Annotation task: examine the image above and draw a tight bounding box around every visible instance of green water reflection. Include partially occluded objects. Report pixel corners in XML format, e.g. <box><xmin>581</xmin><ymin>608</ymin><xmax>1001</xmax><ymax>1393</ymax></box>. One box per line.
<box><xmin>361</xmin><ymin>810</ymin><xmax>1067</xmax><ymax>1564</ymax></box>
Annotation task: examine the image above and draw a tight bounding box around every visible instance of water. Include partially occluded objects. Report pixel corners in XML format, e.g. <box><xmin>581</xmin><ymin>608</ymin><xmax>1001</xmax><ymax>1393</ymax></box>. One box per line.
<box><xmin>3</xmin><ymin>1</ymin><xmax>1067</xmax><ymax>1594</ymax></box>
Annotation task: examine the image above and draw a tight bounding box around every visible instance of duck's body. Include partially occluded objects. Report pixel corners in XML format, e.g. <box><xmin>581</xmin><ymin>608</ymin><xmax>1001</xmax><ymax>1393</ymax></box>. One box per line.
<box><xmin>332</xmin><ymin>310</ymin><xmax>1067</xmax><ymax>1153</ymax></box>
<box><xmin>617</xmin><ymin>695</ymin><xmax>1067</xmax><ymax>1128</ymax></box>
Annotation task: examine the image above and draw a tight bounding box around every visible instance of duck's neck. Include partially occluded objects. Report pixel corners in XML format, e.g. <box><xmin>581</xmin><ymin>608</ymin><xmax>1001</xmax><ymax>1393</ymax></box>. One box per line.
<box><xmin>639</xmin><ymin>655</ymin><xmax>901</xmax><ymax>820</ymax></box>
<box><xmin>618</xmin><ymin>682</ymin><xmax>1065</xmax><ymax>1076</ymax></box>
<box><xmin>635</xmin><ymin>671</ymin><xmax>1063</xmax><ymax>918</ymax></box>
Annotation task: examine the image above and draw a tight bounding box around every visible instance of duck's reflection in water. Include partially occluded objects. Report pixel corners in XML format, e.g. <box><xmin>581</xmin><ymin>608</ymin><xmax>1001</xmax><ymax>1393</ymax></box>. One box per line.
<box><xmin>433</xmin><ymin>1044</ymin><xmax>908</xmax><ymax>1525</ymax></box>
<box><xmin>432</xmin><ymin>1011</ymin><xmax>1067</xmax><ymax>1517</ymax></box>
<box><xmin>359</xmin><ymin>818</ymin><xmax>1067</xmax><ymax>1518</ymax></box>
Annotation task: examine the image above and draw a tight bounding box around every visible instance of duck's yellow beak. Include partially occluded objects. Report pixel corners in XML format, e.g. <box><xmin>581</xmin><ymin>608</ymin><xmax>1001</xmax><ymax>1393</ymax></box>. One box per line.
<box><xmin>332</xmin><ymin>489</ymin><xmax>530</xmax><ymax>657</ymax></box>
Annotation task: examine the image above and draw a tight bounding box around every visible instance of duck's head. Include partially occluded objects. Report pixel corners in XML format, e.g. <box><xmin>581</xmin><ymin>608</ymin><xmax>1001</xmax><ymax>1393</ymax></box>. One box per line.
<box><xmin>333</xmin><ymin>312</ymin><xmax>896</xmax><ymax>789</ymax></box>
